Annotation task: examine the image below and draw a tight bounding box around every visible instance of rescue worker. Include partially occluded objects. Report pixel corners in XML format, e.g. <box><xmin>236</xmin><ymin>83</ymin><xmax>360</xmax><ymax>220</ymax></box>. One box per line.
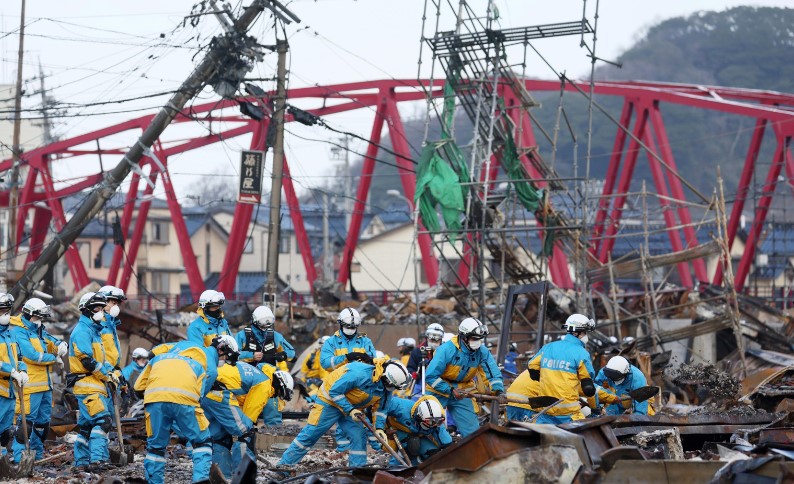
<box><xmin>301</xmin><ymin>336</ymin><xmax>329</xmax><ymax>402</ymax></box>
<box><xmin>320</xmin><ymin>308</ymin><xmax>377</xmax><ymax>451</ymax></box>
<box><xmin>121</xmin><ymin>347</ymin><xmax>149</xmax><ymax>388</ymax></box>
<box><xmin>406</xmin><ymin>323</ymin><xmax>444</xmax><ymax>395</ymax></box>
<box><xmin>320</xmin><ymin>308</ymin><xmax>376</xmax><ymax>371</ymax></box>
<box><xmin>594</xmin><ymin>355</ymin><xmax>654</xmax><ymax>416</ymax></box>
<box><xmin>98</xmin><ymin>286</ymin><xmax>126</xmax><ymax>371</ymax></box>
<box><xmin>134</xmin><ymin>335</ymin><xmax>236</xmax><ymax>484</ymax></box>
<box><xmin>503</xmin><ymin>342</ymin><xmax>519</xmax><ymax>375</ymax></box>
<box><xmin>0</xmin><ymin>294</ymin><xmax>28</xmax><ymax>458</ymax></box>
<box><xmin>203</xmin><ymin>361</ymin><xmax>294</xmax><ymax>479</ymax></box>
<box><xmin>11</xmin><ymin>297</ymin><xmax>66</xmax><ymax>462</ymax></box>
<box><xmin>278</xmin><ymin>358</ymin><xmax>411</xmax><ymax>469</ymax></box>
<box><xmin>424</xmin><ymin>318</ymin><xmax>504</xmax><ymax>436</ymax></box>
<box><xmin>187</xmin><ymin>290</ymin><xmax>231</xmax><ymax>346</ymax></box>
<box><xmin>375</xmin><ymin>395</ymin><xmax>451</xmax><ymax>465</ymax></box>
<box><xmin>527</xmin><ymin>313</ymin><xmax>597</xmax><ymax>424</ymax></box>
<box><xmin>236</xmin><ymin>305</ymin><xmax>295</xmax><ymax>425</ymax></box>
<box><xmin>505</xmin><ymin>367</ymin><xmax>540</xmax><ymax>422</ymax></box>
<box><xmin>397</xmin><ymin>337</ymin><xmax>416</xmax><ymax>366</ymax></box>
<box><xmin>68</xmin><ymin>292</ymin><xmax>117</xmax><ymax>468</ymax></box>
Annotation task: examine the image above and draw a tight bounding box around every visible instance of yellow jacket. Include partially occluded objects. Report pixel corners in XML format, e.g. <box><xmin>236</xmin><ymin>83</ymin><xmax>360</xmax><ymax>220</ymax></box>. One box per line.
<box><xmin>206</xmin><ymin>362</ymin><xmax>276</xmax><ymax>422</ymax></box>
<box><xmin>0</xmin><ymin>326</ymin><xmax>24</xmax><ymax>398</ymax></box>
<box><xmin>527</xmin><ymin>334</ymin><xmax>595</xmax><ymax>418</ymax></box>
<box><xmin>135</xmin><ymin>352</ymin><xmax>207</xmax><ymax>407</ymax></box>
<box><xmin>68</xmin><ymin>316</ymin><xmax>113</xmax><ymax>397</ymax></box>
<box><xmin>11</xmin><ymin>315</ymin><xmax>60</xmax><ymax>394</ymax></box>
<box><xmin>506</xmin><ymin>369</ymin><xmax>541</xmax><ymax>411</ymax></box>
<box><xmin>301</xmin><ymin>348</ymin><xmax>327</xmax><ymax>380</ymax></box>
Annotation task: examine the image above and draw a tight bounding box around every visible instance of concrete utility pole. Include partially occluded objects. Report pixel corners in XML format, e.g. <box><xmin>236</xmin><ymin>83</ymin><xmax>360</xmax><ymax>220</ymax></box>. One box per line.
<box><xmin>330</xmin><ymin>134</ymin><xmax>352</xmax><ymax>232</ymax></box>
<box><xmin>9</xmin><ymin>1</ymin><xmax>280</xmax><ymax>309</ymax></box>
<box><xmin>5</xmin><ymin>0</ymin><xmax>26</xmax><ymax>292</ymax></box>
<box><xmin>263</xmin><ymin>39</ymin><xmax>289</xmax><ymax>311</ymax></box>
<box><xmin>322</xmin><ymin>191</ymin><xmax>332</xmax><ymax>281</ymax></box>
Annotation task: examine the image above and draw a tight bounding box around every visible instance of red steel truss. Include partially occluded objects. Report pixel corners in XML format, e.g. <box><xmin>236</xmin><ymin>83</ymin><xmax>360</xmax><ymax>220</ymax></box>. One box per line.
<box><xmin>1</xmin><ymin>79</ymin><xmax>792</xmax><ymax>300</ymax></box>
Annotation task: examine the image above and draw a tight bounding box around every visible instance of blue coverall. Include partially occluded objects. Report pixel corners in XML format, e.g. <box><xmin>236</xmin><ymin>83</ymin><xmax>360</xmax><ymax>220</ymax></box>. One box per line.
<box><xmin>594</xmin><ymin>365</ymin><xmax>650</xmax><ymax>415</ymax></box>
<box><xmin>0</xmin><ymin>322</ymin><xmax>25</xmax><ymax>456</ymax></box>
<box><xmin>319</xmin><ymin>330</ymin><xmax>376</xmax><ymax>450</ymax></box>
<box><xmin>68</xmin><ymin>315</ymin><xmax>115</xmax><ymax>466</ymax></box>
<box><xmin>236</xmin><ymin>326</ymin><xmax>294</xmax><ymax>425</ymax></box>
<box><xmin>10</xmin><ymin>315</ymin><xmax>61</xmax><ymax>461</ymax></box>
<box><xmin>425</xmin><ymin>336</ymin><xmax>504</xmax><ymax>436</ymax></box>
<box><xmin>202</xmin><ymin>361</ymin><xmax>272</xmax><ymax>479</ymax></box>
<box><xmin>135</xmin><ymin>347</ymin><xmax>218</xmax><ymax>484</ymax></box>
<box><xmin>279</xmin><ymin>361</ymin><xmax>387</xmax><ymax>468</ymax></box>
<box><xmin>187</xmin><ymin>309</ymin><xmax>232</xmax><ymax>347</ymax></box>
<box><xmin>375</xmin><ymin>397</ymin><xmax>452</xmax><ymax>465</ymax></box>
<box><xmin>121</xmin><ymin>360</ymin><xmax>146</xmax><ymax>384</ymax></box>
<box><xmin>527</xmin><ymin>334</ymin><xmax>595</xmax><ymax>424</ymax></box>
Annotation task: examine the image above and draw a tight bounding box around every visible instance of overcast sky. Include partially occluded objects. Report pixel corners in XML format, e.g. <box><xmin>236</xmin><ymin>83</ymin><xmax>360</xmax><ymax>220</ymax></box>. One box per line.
<box><xmin>0</xmin><ymin>0</ymin><xmax>791</xmax><ymax>203</ymax></box>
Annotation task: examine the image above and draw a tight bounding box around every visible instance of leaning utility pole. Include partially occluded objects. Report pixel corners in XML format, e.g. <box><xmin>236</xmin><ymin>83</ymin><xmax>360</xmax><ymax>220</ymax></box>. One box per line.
<box><xmin>263</xmin><ymin>39</ymin><xmax>288</xmax><ymax>311</ymax></box>
<box><xmin>10</xmin><ymin>1</ymin><xmax>298</xmax><ymax>309</ymax></box>
<box><xmin>5</xmin><ymin>0</ymin><xmax>26</xmax><ymax>292</ymax></box>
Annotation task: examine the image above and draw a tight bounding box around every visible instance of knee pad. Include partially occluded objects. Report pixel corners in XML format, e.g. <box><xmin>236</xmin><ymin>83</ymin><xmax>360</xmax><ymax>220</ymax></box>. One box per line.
<box><xmin>0</xmin><ymin>428</ymin><xmax>11</xmax><ymax>446</ymax></box>
<box><xmin>405</xmin><ymin>437</ymin><xmax>422</xmax><ymax>457</ymax></box>
<box><xmin>99</xmin><ymin>416</ymin><xmax>113</xmax><ymax>434</ymax></box>
<box><xmin>147</xmin><ymin>447</ymin><xmax>166</xmax><ymax>457</ymax></box>
<box><xmin>14</xmin><ymin>421</ymin><xmax>34</xmax><ymax>444</ymax></box>
<box><xmin>194</xmin><ymin>439</ymin><xmax>212</xmax><ymax>452</ymax></box>
<box><xmin>79</xmin><ymin>424</ymin><xmax>92</xmax><ymax>440</ymax></box>
<box><xmin>33</xmin><ymin>423</ymin><xmax>50</xmax><ymax>442</ymax></box>
<box><xmin>213</xmin><ymin>435</ymin><xmax>233</xmax><ymax>450</ymax></box>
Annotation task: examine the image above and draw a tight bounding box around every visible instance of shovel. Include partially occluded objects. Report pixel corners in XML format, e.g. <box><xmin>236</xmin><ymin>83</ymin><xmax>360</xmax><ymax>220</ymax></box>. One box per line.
<box><xmin>107</xmin><ymin>382</ymin><xmax>129</xmax><ymax>465</ymax></box>
<box><xmin>0</xmin><ymin>383</ymin><xmax>36</xmax><ymax>478</ymax></box>
<box><xmin>461</xmin><ymin>392</ymin><xmax>559</xmax><ymax>409</ymax></box>
<box><xmin>624</xmin><ymin>385</ymin><xmax>660</xmax><ymax>403</ymax></box>
<box><xmin>527</xmin><ymin>398</ymin><xmax>563</xmax><ymax>423</ymax></box>
<box><xmin>387</xmin><ymin>429</ymin><xmax>412</xmax><ymax>466</ymax></box>
<box><xmin>354</xmin><ymin>413</ymin><xmax>410</xmax><ymax>467</ymax></box>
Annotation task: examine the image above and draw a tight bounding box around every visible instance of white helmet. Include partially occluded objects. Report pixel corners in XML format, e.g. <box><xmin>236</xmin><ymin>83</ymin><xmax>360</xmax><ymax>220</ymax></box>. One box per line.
<box><xmin>77</xmin><ymin>292</ymin><xmax>107</xmax><ymax>313</ymax></box>
<box><xmin>272</xmin><ymin>370</ymin><xmax>294</xmax><ymax>400</ymax></box>
<box><xmin>603</xmin><ymin>356</ymin><xmax>631</xmax><ymax>384</ymax></box>
<box><xmin>381</xmin><ymin>361</ymin><xmax>411</xmax><ymax>390</ymax></box>
<box><xmin>403</xmin><ymin>337</ymin><xmax>416</xmax><ymax>347</ymax></box>
<box><xmin>132</xmin><ymin>347</ymin><xmax>149</xmax><ymax>360</ymax></box>
<box><xmin>198</xmin><ymin>290</ymin><xmax>225</xmax><ymax>308</ymax></box>
<box><xmin>459</xmin><ymin>317</ymin><xmax>487</xmax><ymax>339</ymax></box>
<box><xmin>564</xmin><ymin>314</ymin><xmax>595</xmax><ymax>333</ymax></box>
<box><xmin>413</xmin><ymin>396</ymin><xmax>445</xmax><ymax>429</ymax></box>
<box><xmin>0</xmin><ymin>293</ymin><xmax>14</xmax><ymax>311</ymax></box>
<box><xmin>252</xmin><ymin>306</ymin><xmax>275</xmax><ymax>330</ymax></box>
<box><xmin>375</xmin><ymin>350</ymin><xmax>386</xmax><ymax>359</ymax></box>
<box><xmin>211</xmin><ymin>334</ymin><xmax>239</xmax><ymax>356</ymax></box>
<box><xmin>338</xmin><ymin>308</ymin><xmax>362</xmax><ymax>336</ymax></box>
<box><xmin>23</xmin><ymin>297</ymin><xmax>51</xmax><ymax>319</ymax></box>
<box><xmin>426</xmin><ymin>323</ymin><xmax>444</xmax><ymax>340</ymax></box>
<box><xmin>98</xmin><ymin>285</ymin><xmax>127</xmax><ymax>302</ymax></box>
<box><xmin>397</xmin><ymin>337</ymin><xmax>406</xmax><ymax>347</ymax></box>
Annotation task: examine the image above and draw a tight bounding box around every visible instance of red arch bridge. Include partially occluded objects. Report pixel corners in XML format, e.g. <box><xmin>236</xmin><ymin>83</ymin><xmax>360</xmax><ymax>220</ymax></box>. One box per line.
<box><xmin>1</xmin><ymin>79</ymin><xmax>793</xmax><ymax>301</ymax></box>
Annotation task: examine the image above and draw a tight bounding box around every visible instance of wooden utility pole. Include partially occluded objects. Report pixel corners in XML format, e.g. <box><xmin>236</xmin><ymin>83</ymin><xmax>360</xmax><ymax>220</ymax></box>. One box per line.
<box><xmin>9</xmin><ymin>1</ymin><xmax>287</xmax><ymax>308</ymax></box>
<box><xmin>264</xmin><ymin>39</ymin><xmax>288</xmax><ymax>311</ymax></box>
<box><xmin>6</xmin><ymin>0</ymin><xmax>26</xmax><ymax>291</ymax></box>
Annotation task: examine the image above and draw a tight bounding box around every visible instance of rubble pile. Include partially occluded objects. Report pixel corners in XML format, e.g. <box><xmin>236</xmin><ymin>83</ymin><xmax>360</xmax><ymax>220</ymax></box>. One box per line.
<box><xmin>671</xmin><ymin>363</ymin><xmax>741</xmax><ymax>404</ymax></box>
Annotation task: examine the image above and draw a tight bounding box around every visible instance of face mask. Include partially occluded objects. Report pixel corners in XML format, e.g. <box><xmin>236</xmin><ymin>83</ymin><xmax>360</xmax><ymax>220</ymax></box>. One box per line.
<box><xmin>613</xmin><ymin>377</ymin><xmax>625</xmax><ymax>385</ymax></box>
<box><xmin>206</xmin><ymin>308</ymin><xmax>222</xmax><ymax>319</ymax></box>
<box><xmin>108</xmin><ymin>305</ymin><xmax>121</xmax><ymax>318</ymax></box>
<box><xmin>0</xmin><ymin>314</ymin><xmax>9</xmax><ymax>326</ymax></box>
<box><xmin>428</xmin><ymin>341</ymin><xmax>440</xmax><ymax>350</ymax></box>
<box><xmin>32</xmin><ymin>319</ymin><xmax>42</xmax><ymax>327</ymax></box>
<box><xmin>468</xmin><ymin>339</ymin><xmax>482</xmax><ymax>351</ymax></box>
<box><xmin>92</xmin><ymin>311</ymin><xmax>105</xmax><ymax>322</ymax></box>
<box><xmin>342</xmin><ymin>326</ymin><xmax>357</xmax><ymax>337</ymax></box>
<box><xmin>579</xmin><ymin>334</ymin><xmax>589</xmax><ymax>344</ymax></box>
<box><xmin>218</xmin><ymin>360</ymin><xmax>226</xmax><ymax>368</ymax></box>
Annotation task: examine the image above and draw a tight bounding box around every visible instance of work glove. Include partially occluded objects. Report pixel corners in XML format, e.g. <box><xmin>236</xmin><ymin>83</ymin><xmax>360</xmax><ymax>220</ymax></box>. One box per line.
<box><xmin>274</xmin><ymin>352</ymin><xmax>288</xmax><ymax>362</ymax></box>
<box><xmin>346</xmin><ymin>352</ymin><xmax>373</xmax><ymax>364</ymax></box>
<box><xmin>107</xmin><ymin>371</ymin><xmax>120</xmax><ymax>386</ymax></box>
<box><xmin>374</xmin><ymin>429</ymin><xmax>388</xmax><ymax>443</ymax></box>
<box><xmin>10</xmin><ymin>370</ymin><xmax>29</xmax><ymax>387</ymax></box>
<box><xmin>57</xmin><ymin>341</ymin><xmax>68</xmax><ymax>357</ymax></box>
<box><xmin>211</xmin><ymin>380</ymin><xmax>228</xmax><ymax>392</ymax></box>
<box><xmin>349</xmin><ymin>409</ymin><xmax>364</xmax><ymax>422</ymax></box>
<box><xmin>55</xmin><ymin>358</ymin><xmax>65</xmax><ymax>370</ymax></box>
<box><xmin>581</xmin><ymin>405</ymin><xmax>592</xmax><ymax>417</ymax></box>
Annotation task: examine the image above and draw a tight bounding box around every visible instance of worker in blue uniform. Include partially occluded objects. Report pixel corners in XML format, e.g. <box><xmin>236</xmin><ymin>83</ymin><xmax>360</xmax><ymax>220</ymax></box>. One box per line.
<box><xmin>121</xmin><ymin>347</ymin><xmax>149</xmax><ymax>386</ymax></box>
<box><xmin>527</xmin><ymin>313</ymin><xmax>597</xmax><ymax>424</ymax></box>
<box><xmin>375</xmin><ymin>395</ymin><xmax>451</xmax><ymax>465</ymax></box>
<box><xmin>67</xmin><ymin>292</ymin><xmax>117</xmax><ymax>468</ymax></box>
<box><xmin>425</xmin><ymin>317</ymin><xmax>504</xmax><ymax>436</ymax></box>
<box><xmin>203</xmin><ymin>361</ymin><xmax>294</xmax><ymax>479</ymax></box>
<box><xmin>278</xmin><ymin>359</ymin><xmax>411</xmax><ymax>469</ymax></box>
<box><xmin>594</xmin><ymin>355</ymin><xmax>655</xmax><ymax>416</ymax></box>
<box><xmin>187</xmin><ymin>290</ymin><xmax>232</xmax><ymax>347</ymax></box>
<box><xmin>236</xmin><ymin>305</ymin><xmax>295</xmax><ymax>425</ymax></box>
<box><xmin>319</xmin><ymin>308</ymin><xmax>376</xmax><ymax>450</ymax></box>
<box><xmin>134</xmin><ymin>335</ymin><xmax>236</xmax><ymax>484</ymax></box>
<box><xmin>10</xmin><ymin>297</ymin><xmax>66</xmax><ymax>462</ymax></box>
<box><xmin>0</xmin><ymin>293</ymin><xmax>28</xmax><ymax>459</ymax></box>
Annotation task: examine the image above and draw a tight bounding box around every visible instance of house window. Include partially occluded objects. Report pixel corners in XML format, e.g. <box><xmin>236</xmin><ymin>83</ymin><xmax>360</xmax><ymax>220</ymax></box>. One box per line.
<box><xmin>151</xmin><ymin>221</ymin><xmax>169</xmax><ymax>244</ymax></box>
<box><xmin>279</xmin><ymin>235</ymin><xmax>290</xmax><ymax>254</ymax></box>
<box><xmin>244</xmin><ymin>236</ymin><xmax>254</xmax><ymax>254</ymax></box>
<box><xmin>100</xmin><ymin>242</ymin><xmax>115</xmax><ymax>268</ymax></box>
<box><xmin>151</xmin><ymin>272</ymin><xmax>170</xmax><ymax>293</ymax></box>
